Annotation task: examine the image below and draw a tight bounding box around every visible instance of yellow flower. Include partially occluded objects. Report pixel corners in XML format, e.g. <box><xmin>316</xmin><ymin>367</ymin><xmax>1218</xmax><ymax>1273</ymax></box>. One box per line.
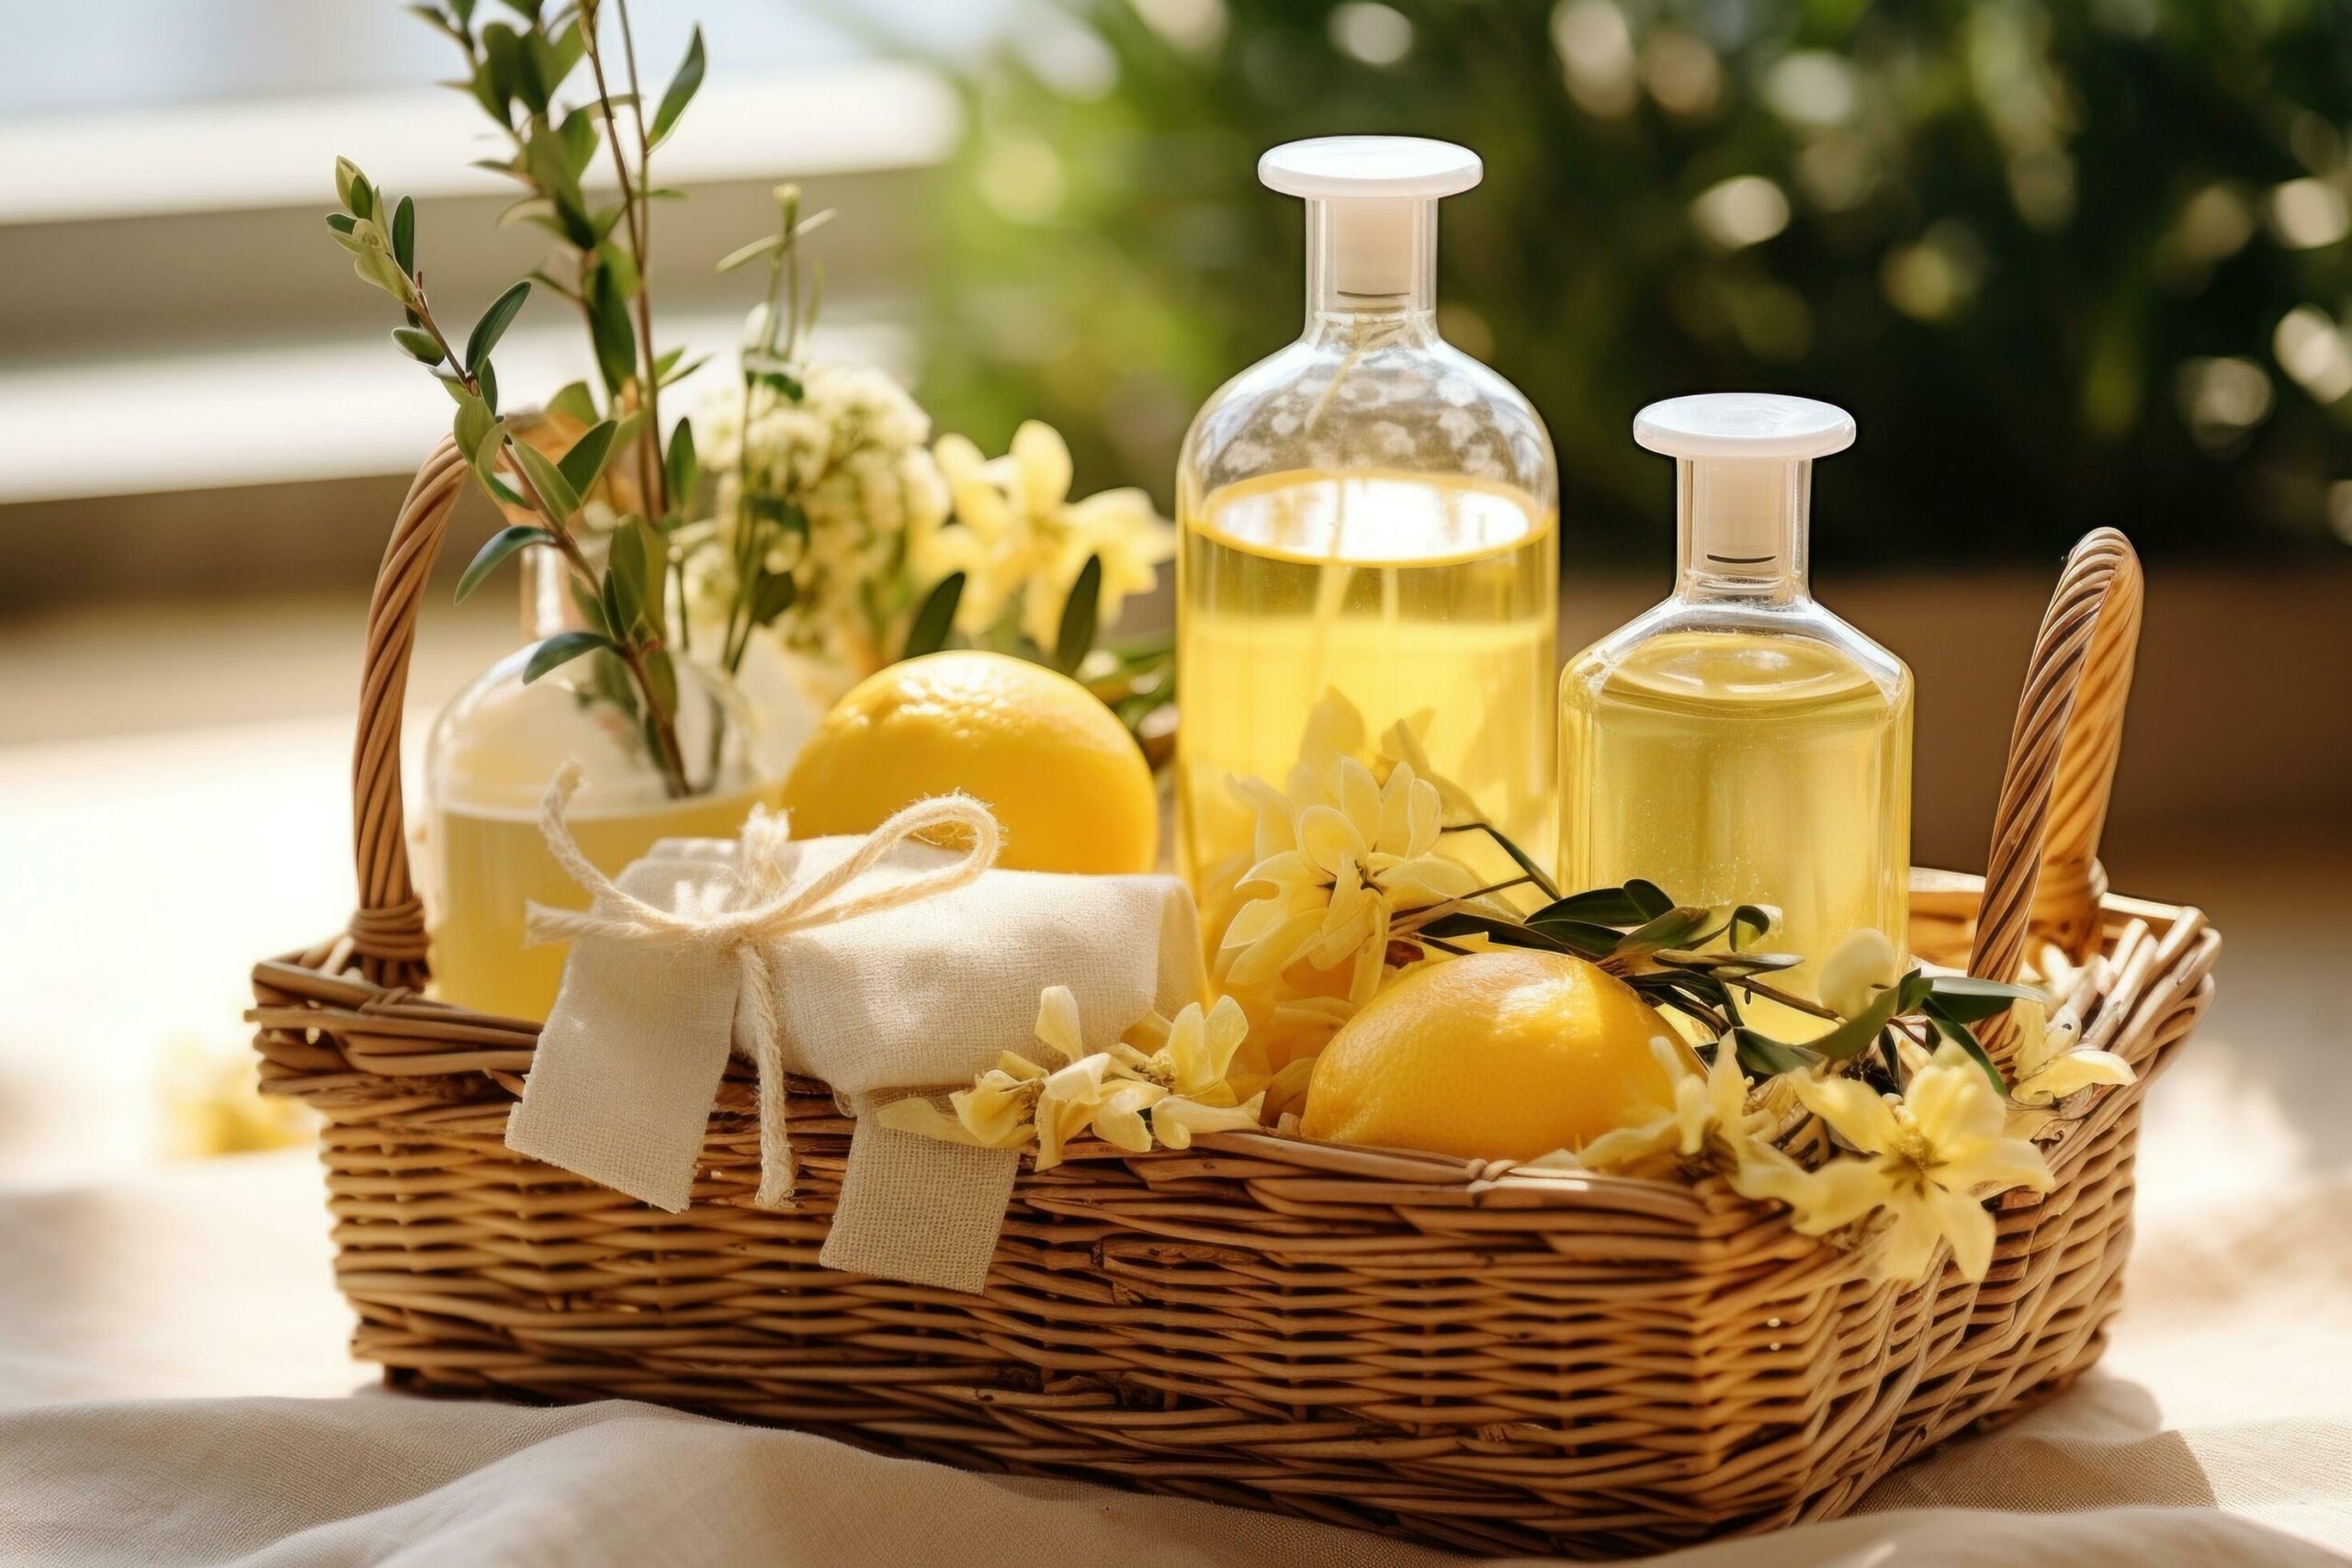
<box><xmin>2004</xmin><ymin>997</ymin><xmax>2135</xmax><ymax>1137</ymax></box>
<box><xmin>1761</xmin><ymin>1043</ymin><xmax>2055</xmax><ymax>1283</ymax></box>
<box><xmin>1564</xmin><ymin>1037</ymin><xmax>1781</xmax><ymax>1178</ymax></box>
<box><xmin>1817</xmin><ymin>927</ymin><xmax>1901</xmax><ymax>1021</ymax></box>
<box><xmin>914</xmin><ymin>421</ymin><xmax>1173</xmax><ymax>649</ymax></box>
<box><xmin>881</xmin><ymin>987</ymin><xmax>1264</xmax><ymax>1165</ymax></box>
<box><xmin>1151</xmin><ymin>1094</ymin><xmax>1265</xmax><ymax>1149</ymax></box>
<box><xmin>1219</xmin><ymin>752</ymin><xmax>1485</xmax><ymax>1004</ymax></box>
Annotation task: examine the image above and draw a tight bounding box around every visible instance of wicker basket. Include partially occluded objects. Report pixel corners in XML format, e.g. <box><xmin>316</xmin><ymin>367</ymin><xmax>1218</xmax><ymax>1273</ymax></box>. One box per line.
<box><xmin>253</xmin><ymin>444</ymin><xmax>2219</xmax><ymax>1558</ymax></box>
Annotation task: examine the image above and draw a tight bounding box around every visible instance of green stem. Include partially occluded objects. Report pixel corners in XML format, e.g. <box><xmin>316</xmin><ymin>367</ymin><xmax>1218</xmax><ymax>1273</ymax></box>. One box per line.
<box><xmin>409</xmin><ymin>272</ymin><xmax>691</xmax><ymax>797</ymax></box>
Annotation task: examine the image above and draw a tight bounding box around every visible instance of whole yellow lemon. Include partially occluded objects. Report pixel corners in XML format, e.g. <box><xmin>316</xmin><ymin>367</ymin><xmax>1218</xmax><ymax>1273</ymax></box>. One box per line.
<box><xmin>781</xmin><ymin>650</ymin><xmax>1157</xmax><ymax>874</ymax></box>
<box><xmin>1300</xmin><ymin>950</ymin><xmax>1695</xmax><ymax>1161</ymax></box>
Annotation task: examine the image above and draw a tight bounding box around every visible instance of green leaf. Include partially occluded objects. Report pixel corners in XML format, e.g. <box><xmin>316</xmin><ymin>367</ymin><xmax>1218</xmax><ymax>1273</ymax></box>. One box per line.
<box><xmin>586</xmin><ymin>260</ymin><xmax>637</xmax><ymax>396</ymax></box>
<box><xmin>546</xmin><ymin>380</ymin><xmax>599</xmax><ymax>425</ymax></box>
<box><xmin>1922</xmin><ymin>1009</ymin><xmax>2009</xmax><ymax>1094</ymax></box>
<box><xmin>901</xmin><ymin>571</ymin><xmax>964</xmax><ymax>659</ymax></box>
<box><xmin>556</xmin><ymin>104</ymin><xmax>599</xmax><ymax>181</ymax></box>
<box><xmin>664</xmin><ymin>420</ymin><xmax>698</xmax><ymax>509</ymax></box>
<box><xmin>1727</xmin><ymin>904</ymin><xmax>1775</xmax><ymax>951</ymax></box>
<box><xmin>1623</xmin><ymin>879</ymin><xmax>1675</xmax><ymax>919</ymax></box>
<box><xmin>451</xmin><ymin>390</ymin><xmax>495</xmax><ymax>459</ymax></box>
<box><xmin>650</xmin><ymin>26</ymin><xmax>705</xmax><ymax>146</ymax></box>
<box><xmin>1805</xmin><ymin>982</ymin><xmax>1906</xmax><ymax>1062</ymax></box>
<box><xmin>1922</xmin><ymin>975</ymin><xmax>2049</xmax><ymax>1024</ymax></box>
<box><xmin>1417</xmin><ymin>911</ymin><xmax>1582</xmax><ymax>955</ymax></box>
<box><xmin>656</xmin><ymin>352</ymin><xmax>710</xmax><ymax>387</ymax></box>
<box><xmin>523</xmin><ymin>630</ymin><xmax>609</xmax><ymax>684</ymax></box>
<box><xmin>1053</xmin><ymin>556</ymin><xmax>1102</xmax><ymax>673</ymax></box>
<box><xmin>1733</xmin><ymin>1029</ymin><xmax>1824</xmax><ymax>1078</ymax></box>
<box><xmin>326</xmin><ymin>211</ymin><xmax>357</xmax><ymax>235</ymax></box>
<box><xmin>643</xmin><ymin>648</ymin><xmax>680</xmax><ymax>715</ymax></box>
<box><xmin>751</xmin><ymin>570</ymin><xmax>798</xmax><ymax>627</ymax></box>
<box><xmin>333</xmin><ymin>156</ymin><xmax>362</xmax><ymax>210</ymax></box>
<box><xmin>557</xmin><ymin>418</ymin><xmax>620</xmax><ymax>499</ymax></box>
<box><xmin>465</xmin><ymin>279</ymin><xmax>531</xmax><ymax>373</ymax></box>
<box><xmin>1615</xmin><ymin>905</ymin><xmax>1717</xmax><ymax>959</ymax></box>
<box><xmin>608</xmin><ymin>527</ymin><xmax>650</xmax><ymax>635</ymax></box>
<box><xmin>1530</xmin><ymin>885</ymin><xmax>1653</xmax><ymax>926</ymax></box>
<box><xmin>390</xmin><ymin>196</ymin><xmax>416</xmax><ymax>272</ymax></box>
<box><xmin>455</xmin><ymin>524</ymin><xmax>550</xmax><ymax>602</ymax></box>
<box><xmin>391</xmin><ymin>325</ymin><xmax>444</xmax><ymax>365</ymax></box>
<box><xmin>548</xmin><ymin>15</ymin><xmax>585</xmax><ymax>80</ymax></box>
<box><xmin>510</xmin><ymin>437</ymin><xmax>580</xmax><ymax>520</ymax></box>
<box><xmin>1517</xmin><ymin>914</ymin><xmax>1627</xmax><ymax>958</ymax></box>
<box><xmin>715</xmin><ymin>232</ymin><xmax>782</xmax><ymax>275</ymax></box>
<box><xmin>476</xmin><ymin>356</ymin><xmax>500</xmax><ymax>414</ymax></box>
<box><xmin>632</xmin><ymin>518</ymin><xmax>672</xmax><ymax>641</ymax></box>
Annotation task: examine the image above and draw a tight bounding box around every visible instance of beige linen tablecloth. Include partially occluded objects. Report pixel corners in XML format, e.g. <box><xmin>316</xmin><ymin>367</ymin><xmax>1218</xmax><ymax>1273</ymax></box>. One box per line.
<box><xmin>5</xmin><ymin>1056</ymin><xmax>2348</xmax><ymax>1568</ymax></box>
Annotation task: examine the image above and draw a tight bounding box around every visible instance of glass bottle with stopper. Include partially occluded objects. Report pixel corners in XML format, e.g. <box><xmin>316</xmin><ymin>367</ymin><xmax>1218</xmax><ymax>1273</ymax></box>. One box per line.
<box><xmin>1176</xmin><ymin>136</ymin><xmax>1558</xmax><ymax>911</ymax></box>
<box><xmin>1558</xmin><ymin>394</ymin><xmax>1913</xmax><ymax>1041</ymax></box>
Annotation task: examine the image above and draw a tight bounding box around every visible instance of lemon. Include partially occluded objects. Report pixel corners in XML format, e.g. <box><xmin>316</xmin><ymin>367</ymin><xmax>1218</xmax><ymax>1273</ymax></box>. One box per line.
<box><xmin>782</xmin><ymin>650</ymin><xmax>1157</xmax><ymax>875</ymax></box>
<box><xmin>1300</xmin><ymin>950</ymin><xmax>1695</xmax><ymax>1161</ymax></box>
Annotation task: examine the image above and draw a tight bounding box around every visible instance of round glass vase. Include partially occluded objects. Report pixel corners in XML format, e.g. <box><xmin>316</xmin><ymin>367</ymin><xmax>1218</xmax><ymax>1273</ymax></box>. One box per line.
<box><xmin>423</xmin><ymin>642</ymin><xmax>783</xmax><ymax>1022</ymax></box>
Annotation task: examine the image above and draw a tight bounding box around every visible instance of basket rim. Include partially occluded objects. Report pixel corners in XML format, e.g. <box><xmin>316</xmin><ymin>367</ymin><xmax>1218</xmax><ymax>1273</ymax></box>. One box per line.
<box><xmin>255</xmin><ymin>875</ymin><xmax>2219</xmax><ymax>1224</ymax></box>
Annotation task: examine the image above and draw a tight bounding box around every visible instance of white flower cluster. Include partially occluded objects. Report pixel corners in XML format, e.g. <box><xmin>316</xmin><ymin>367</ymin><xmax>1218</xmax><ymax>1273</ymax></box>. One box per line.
<box><xmin>696</xmin><ymin>361</ymin><xmax>950</xmax><ymax>671</ymax></box>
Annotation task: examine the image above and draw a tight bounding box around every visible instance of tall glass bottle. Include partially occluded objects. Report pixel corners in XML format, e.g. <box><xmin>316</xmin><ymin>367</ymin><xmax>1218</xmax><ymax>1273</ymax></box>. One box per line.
<box><xmin>1559</xmin><ymin>395</ymin><xmax>1912</xmax><ymax>1040</ymax></box>
<box><xmin>1176</xmin><ymin>138</ymin><xmax>1558</xmax><ymax>911</ymax></box>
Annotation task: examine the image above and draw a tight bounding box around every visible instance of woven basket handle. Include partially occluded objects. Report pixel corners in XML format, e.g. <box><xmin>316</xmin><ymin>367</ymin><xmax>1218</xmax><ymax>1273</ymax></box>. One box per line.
<box><xmin>347</xmin><ymin>437</ymin><xmax>469</xmax><ymax>989</ymax></box>
<box><xmin>1966</xmin><ymin>527</ymin><xmax>2143</xmax><ymax>994</ymax></box>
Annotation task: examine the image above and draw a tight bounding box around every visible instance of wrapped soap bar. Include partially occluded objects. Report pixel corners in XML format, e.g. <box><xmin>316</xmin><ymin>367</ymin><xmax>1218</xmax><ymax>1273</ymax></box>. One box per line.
<box><xmin>505</xmin><ymin>766</ymin><xmax>1204</xmax><ymax>1292</ymax></box>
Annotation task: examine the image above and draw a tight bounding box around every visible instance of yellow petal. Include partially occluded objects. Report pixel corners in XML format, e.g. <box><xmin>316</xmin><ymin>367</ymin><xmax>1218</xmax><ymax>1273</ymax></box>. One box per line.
<box><xmin>1817</xmin><ymin>928</ymin><xmax>1900</xmax><ymax>1021</ymax></box>
<box><xmin>1093</xmin><ymin>1080</ymin><xmax>1166</xmax><ymax>1153</ymax></box>
<box><xmin>1222</xmin><ymin>908</ymin><xmax>1326</xmax><ymax>988</ymax></box>
<box><xmin>1768</xmin><ymin>1154</ymin><xmax>1892</xmax><ymax>1237</ymax></box>
<box><xmin>1034</xmin><ymin>985</ymin><xmax>1086</xmax><ymax>1063</ymax></box>
<box><xmin>1154</xmin><ymin>1093</ymin><xmax>1263</xmax><ymax>1149</ymax></box>
<box><xmin>1009</xmin><ymin>419</ymin><xmax>1074</xmax><ymax>516</ymax></box>
<box><xmin>1871</xmin><ymin>1194</ymin><xmax>1951</xmax><ymax>1283</ymax></box>
<box><xmin>2012</xmin><ymin>1048</ymin><xmax>2134</xmax><ymax>1107</ymax></box>
<box><xmin>1297</xmin><ymin>805</ymin><xmax>1367</xmax><ymax>879</ymax></box>
<box><xmin>1334</xmin><ymin>756</ymin><xmax>1384</xmax><ymax>840</ymax></box>
<box><xmin>1792</xmin><ymin>1071</ymin><xmax>1901</xmax><ymax>1156</ymax></box>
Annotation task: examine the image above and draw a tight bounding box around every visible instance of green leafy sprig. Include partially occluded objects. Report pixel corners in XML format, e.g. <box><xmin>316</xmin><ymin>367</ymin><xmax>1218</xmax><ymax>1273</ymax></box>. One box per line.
<box><xmin>408</xmin><ymin>0</ymin><xmax>707</xmax><ymax>523</ymax></box>
<box><xmin>1399</xmin><ymin>877</ymin><xmax>2040</xmax><ymax>1096</ymax></box>
<box><xmin>708</xmin><ymin>183</ymin><xmax>836</xmax><ymax>675</ymax></box>
<box><xmin>327</xmin><ymin>157</ymin><xmax>691</xmax><ymax>797</ymax></box>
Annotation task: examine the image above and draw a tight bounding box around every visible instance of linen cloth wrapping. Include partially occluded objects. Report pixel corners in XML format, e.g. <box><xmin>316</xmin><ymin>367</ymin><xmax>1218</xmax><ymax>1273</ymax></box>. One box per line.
<box><xmin>504</xmin><ymin>778</ymin><xmax>1206</xmax><ymax>1294</ymax></box>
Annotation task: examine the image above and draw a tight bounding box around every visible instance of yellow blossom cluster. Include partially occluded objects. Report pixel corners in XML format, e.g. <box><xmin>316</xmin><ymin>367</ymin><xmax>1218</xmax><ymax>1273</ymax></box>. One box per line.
<box><xmin>878</xmin><ymin>987</ymin><xmax>1265</xmax><ymax>1168</ymax></box>
<box><xmin>911</xmin><ymin>421</ymin><xmax>1175</xmax><ymax>652</ymax></box>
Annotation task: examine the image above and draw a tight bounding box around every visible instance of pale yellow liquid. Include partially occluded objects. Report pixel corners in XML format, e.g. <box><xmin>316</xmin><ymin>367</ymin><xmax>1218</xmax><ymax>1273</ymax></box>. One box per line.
<box><xmin>1178</xmin><ymin>468</ymin><xmax>1557</xmax><ymax>897</ymax></box>
<box><xmin>1560</xmin><ymin>629</ymin><xmax>1912</xmax><ymax>1040</ymax></box>
<box><xmin>430</xmin><ymin>778</ymin><xmax>783</xmax><ymax>1021</ymax></box>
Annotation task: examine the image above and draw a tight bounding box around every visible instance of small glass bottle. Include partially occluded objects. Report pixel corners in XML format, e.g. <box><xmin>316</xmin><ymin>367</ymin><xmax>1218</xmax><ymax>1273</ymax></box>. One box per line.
<box><xmin>1176</xmin><ymin>137</ymin><xmax>1558</xmax><ymax>907</ymax></box>
<box><xmin>424</xmin><ymin>547</ymin><xmax>781</xmax><ymax>1024</ymax></box>
<box><xmin>1558</xmin><ymin>395</ymin><xmax>1913</xmax><ymax>1040</ymax></box>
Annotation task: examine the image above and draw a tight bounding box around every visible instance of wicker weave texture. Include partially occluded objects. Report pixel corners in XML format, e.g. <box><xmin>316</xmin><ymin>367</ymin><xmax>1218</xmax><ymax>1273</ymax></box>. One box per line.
<box><xmin>251</xmin><ymin>472</ymin><xmax>2215</xmax><ymax>1557</ymax></box>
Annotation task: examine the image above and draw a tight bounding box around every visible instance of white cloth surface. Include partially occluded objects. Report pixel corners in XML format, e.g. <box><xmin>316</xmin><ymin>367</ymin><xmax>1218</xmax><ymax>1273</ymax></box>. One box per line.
<box><xmin>507</xmin><ymin>828</ymin><xmax>1204</xmax><ymax>1292</ymax></box>
<box><xmin>3</xmin><ymin>1118</ymin><xmax>2348</xmax><ymax>1564</ymax></box>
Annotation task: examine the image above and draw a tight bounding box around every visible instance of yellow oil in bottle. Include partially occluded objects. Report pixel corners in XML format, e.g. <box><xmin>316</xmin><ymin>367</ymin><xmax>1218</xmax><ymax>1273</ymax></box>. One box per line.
<box><xmin>1559</xmin><ymin>629</ymin><xmax>1911</xmax><ymax>1039</ymax></box>
<box><xmin>430</xmin><ymin>777</ymin><xmax>782</xmax><ymax>1021</ymax></box>
<box><xmin>1178</xmin><ymin>468</ymin><xmax>1557</xmax><ymax>897</ymax></box>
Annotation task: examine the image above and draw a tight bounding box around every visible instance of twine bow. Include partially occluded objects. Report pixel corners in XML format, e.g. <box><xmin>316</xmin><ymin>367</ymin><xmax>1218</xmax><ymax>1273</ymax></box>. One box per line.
<box><xmin>525</xmin><ymin>760</ymin><xmax>1002</xmax><ymax>1207</ymax></box>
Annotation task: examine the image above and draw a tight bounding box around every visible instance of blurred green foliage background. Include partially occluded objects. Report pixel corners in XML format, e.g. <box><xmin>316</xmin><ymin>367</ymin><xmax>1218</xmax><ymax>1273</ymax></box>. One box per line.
<box><xmin>904</xmin><ymin>0</ymin><xmax>2352</xmax><ymax>567</ymax></box>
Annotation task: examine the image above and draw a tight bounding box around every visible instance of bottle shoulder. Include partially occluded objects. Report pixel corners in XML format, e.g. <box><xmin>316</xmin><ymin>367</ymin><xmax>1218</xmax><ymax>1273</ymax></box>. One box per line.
<box><xmin>1181</xmin><ymin>332</ymin><xmax>1555</xmax><ymax>507</ymax></box>
<box><xmin>1563</xmin><ymin>597</ymin><xmax>1913</xmax><ymax>710</ymax></box>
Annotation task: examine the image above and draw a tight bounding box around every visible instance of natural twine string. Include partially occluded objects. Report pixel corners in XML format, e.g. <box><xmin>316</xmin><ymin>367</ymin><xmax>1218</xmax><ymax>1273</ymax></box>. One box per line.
<box><xmin>525</xmin><ymin>760</ymin><xmax>1002</xmax><ymax>1206</ymax></box>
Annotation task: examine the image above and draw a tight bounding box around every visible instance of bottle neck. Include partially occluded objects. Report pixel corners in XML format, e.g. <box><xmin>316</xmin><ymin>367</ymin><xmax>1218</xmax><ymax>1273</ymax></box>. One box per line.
<box><xmin>1303</xmin><ymin>197</ymin><xmax>1439</xmax><ymax>341</ymax></box>
<box><xmin>1674</xmin><ymin>457</ymin><xmax>1813</xmax><ymax>604</ymax></box>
